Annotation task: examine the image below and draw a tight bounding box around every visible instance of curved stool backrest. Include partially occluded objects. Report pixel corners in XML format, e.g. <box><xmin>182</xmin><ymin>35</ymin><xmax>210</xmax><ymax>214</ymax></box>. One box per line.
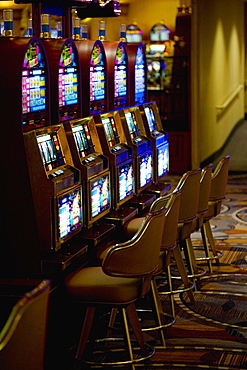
<box><xmin>103</xmin><ymin>207</ymin><xmax>167</xmax><ymax>279</ymax></box>
<box><xmin>150</xmin><ymin>191</ymin><xmax>181</xmax><ymax>250</ymax></box>
<box><xmin>175</xmin><ymin>168</ymin><xmax>202</xmax><ymax>224</ymax></box>
<box><xmin>209</xmin><ymin>156</ymin><xmax>230</xmax><ymax>201</ymax></box>
<box><xmin>0</xmin><ymin>280</ymin><xmax>51</xmax><ymax>370</ymax></box>
<box><xmin>198</xmin><ymin>164</ymin><xmax>213</xmax><ymax>214</ymax></box>
<box><xmin>195</xmin><ymin>164</ymin><xmax>213</xmax><ymax>230</ymax></box>
<box><xmin>200</xmin><ymin>156</ymin><xmax>230</xmax><ymax>272</ymax></box>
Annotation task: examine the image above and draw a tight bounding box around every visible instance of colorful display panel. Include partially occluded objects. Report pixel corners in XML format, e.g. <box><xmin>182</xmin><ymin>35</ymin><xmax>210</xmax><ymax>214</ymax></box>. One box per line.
<box><xmin>114</xmin><ymin>44</ymin><xmax>127</xmax><ymax>106</ymax></box>
<box><xmin>135</xmin><ymin>45</ymin><xmax>146</xmax><ymax>104</ymax></box>
<box><xmin>118</xmin><ymin>162</ymin><xmax>134</xmax><ymax>202</ymax></box>
<box><xmin>72</xmin><ymin>122</ymin><xmax>93</xmax><ymax>158</ymax></box>
<box><xmin>37</xmin><ymin>131</ymin><xmax>65</xmax><ymax>171</ymax></box>
<box><xmin>157</xmin><ymin>142</ymin><xmax>169</xmax><ymax>177</ymax></box>
<box><xmin>22</xmin><ymin>40</ymin><xmax>47</xmax><ymax>128</ymax></box>
<box><xmin>58</xmin><ymin>41</ymin><xmax>79</xmax><ymax>109</ymax></box>
<box><xmin>57</xmin><ymin>187</ymin><xmax>82</xmax><ymax>241</ymax></box>
<box><xmin>124</xmin><ymin>110</ymin><xmax>140</xmax><ymax>139</ymax></box>
<box><xmin>90</xmin><ymin>173</ymin><xmax>111</xmax><ymax>219</ymax></box>
<box><xmin>90</xmin><ymin>43</ymin><xmax>105</xmax><ymax>103</ymax></box>
<box><xmin>101</xmin><ymin>115</ymin><xmax>120</xmax><ymax>147</ymax></box>
<box><xmin>144</xmin><ymin>105</ymin><xmax>158</xmax><ymax>133</ymax></box>
<box><xmin>139</xmin><ymin>153</ymin><xmax>153</xmax><ymax>188</ymax></box>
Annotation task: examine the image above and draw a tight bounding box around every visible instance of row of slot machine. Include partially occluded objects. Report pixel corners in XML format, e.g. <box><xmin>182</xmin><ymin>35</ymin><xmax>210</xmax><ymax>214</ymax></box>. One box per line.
<box><xmin>0</xmin><ymin>35</ymin><xmax>170</xmax><ymax>279</ymax></box>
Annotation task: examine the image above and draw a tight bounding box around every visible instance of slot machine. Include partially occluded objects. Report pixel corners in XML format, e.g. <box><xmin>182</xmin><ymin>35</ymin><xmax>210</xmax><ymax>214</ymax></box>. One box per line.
<box><xmin>23</xmin><ymin>125</ymin><xmax>83</xmax><ymax>252</ymax></box>
<box><xmin>139</xmin><ymin>101</ymin><xmax>171</xmax><ymax>195</ymax></box>
<box><xmin>41</xmin><ymin>38</ymin><xmax>82</xmax><ymax>124</ymax></box>
<box><xmin>126</xmin><ymin>42</ymin><xmax>148</xmax><ymax>106</ymax></box>
<box><xmin>103</xmin><ymin>41</ymin><xmax>129</xmax><ymax>111</ymax></box>
<box><xmin>76</xmin><ymin>40</ymin><xmax>108</xmax><ymax>116</ymax></box>
<box><xmin>118</xmin><ymin>106</ymin><xmax>156</xmax><ymax>210</ymax></box>
<box><xmin>63</xmin><ymin>116</ymin><xmax>116</xmax><ymax>246</ymax></box>
<box><xmin>0</xmin><ymin>37</ymin><xmax>85</xmax><ymax>278</ymax></box>
<box><xmin>93</xmin><ymin>111</ymin><xmax>138</xmax><ymax>227</ymax></box>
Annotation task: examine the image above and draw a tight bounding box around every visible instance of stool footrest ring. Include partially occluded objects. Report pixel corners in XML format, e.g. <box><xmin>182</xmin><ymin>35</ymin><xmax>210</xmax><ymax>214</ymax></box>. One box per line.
<box><xmin>74</xmin><ymin>338</ymin><xmax>155</xmax><ymax>367</ymax></box>
<box><xmin>136</xmin><ymin>309</ymin><xmax>176</xmax><ymax>330</ymax></box>
<box><xmin>195</xmin><ymin>249</ymin><xmax>224</xmax><ymax>261</ymax></box>
<box><xmin>158</xmin><ymin>282</ymin><xmax>195</xmax><ymax>295</ymax></box>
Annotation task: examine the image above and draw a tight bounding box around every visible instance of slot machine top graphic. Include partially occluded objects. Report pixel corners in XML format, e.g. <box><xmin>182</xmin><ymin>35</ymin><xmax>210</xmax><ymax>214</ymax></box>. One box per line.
<box><xmin>114</xmin><ymin>43</ymin><xmax>128</xmax><ymax>108</ymax></box>
<box><xmin>58</xmin><ymin>40</ymin><xmax>79</xmax><ymax>122</ymax></box>
<box><xmin>126</xmin><ymin>42</ymin><xmax>147</xmax><ymax>106</ymax></box>
<box><xmin>103</xmin><ymin>40</ymin><xmax>129</xmax><ymax>111</ymax></box>
<box><xmin>41</xmin><ymin>38</ymin><xmax>81</xmax><ymax>125</ymax></box>
<box><xmin>135</xmin><ymin>44</ymin><xmax>146</xmax><ymax>104</ymax></box>
<box><xmin>89</xmin><ymin>42</ymin><xmax>106</xmax><ymax>114</ymax></box>
<box><xmin>22</xmin><ymin>39</ymin><xmax>49</xmax><ymax>132</ymax></box>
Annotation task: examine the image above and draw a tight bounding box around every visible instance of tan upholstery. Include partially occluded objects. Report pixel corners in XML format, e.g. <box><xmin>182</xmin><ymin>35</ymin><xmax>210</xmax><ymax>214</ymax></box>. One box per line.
<box><xmin>200</xmin><ymin>156</ymin><xmax>230</xmax><ymax>272</ymax></box>
<box><xmin>195</xmin><ymin>164</ymin><xmax>213</xmax><ymax>230</ymax></box>
<box><xmin>64</xmin><ymin>206</ymin><xmax>168</xmax><ymax>367</ymax></box>
<box><xmin>185</xmin><ymin>164</ymin><xmax>213</xmax><ymax>274</ymax></box>
<box><xmin>0</xmin><ymin>280</ymin><xmax>51</xmax><ymax>370</ymax></box>
<box><xmin>175</xmin><ymin>168</ymin><xmax>202</xmax><ymax>241</ymax></box>
<box><xmin>167</xmin><ymin>168</ymin><xmax>201</xmax><ymax>281</ymax></box>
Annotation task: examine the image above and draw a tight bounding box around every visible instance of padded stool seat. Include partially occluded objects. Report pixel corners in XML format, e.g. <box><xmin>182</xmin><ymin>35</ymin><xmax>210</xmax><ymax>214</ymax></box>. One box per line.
<box><xmin>65</xmin><ymin>266</ymin><xmax>144</xmax><ymax>304</ymax></box>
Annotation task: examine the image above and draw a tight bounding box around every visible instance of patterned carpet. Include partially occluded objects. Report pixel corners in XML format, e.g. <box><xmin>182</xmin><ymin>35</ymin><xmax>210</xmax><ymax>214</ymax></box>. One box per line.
<box><xmin>74</xmin><ymin>174</ymin><xmax>247</xmax><ymax>369</ymax></box>
<box><xmin>151</xmin><ymin>174</ymin><xmax>247</xmax><ymax>369</ymax></box>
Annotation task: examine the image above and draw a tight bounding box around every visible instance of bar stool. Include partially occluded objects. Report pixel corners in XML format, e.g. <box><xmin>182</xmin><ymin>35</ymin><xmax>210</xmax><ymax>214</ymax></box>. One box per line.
<box><xmin>199</xmin><ymin>156</ymin><xmax>230</xmax><ymax>273</ymax></box>
<box><xmin>172</xmin><ymin>168</ymin><xmax>205</xmax><ymax>286</ymax></box>
<box><xmin>64</xmin><ymin>207</ymin><xmax>168</xmax><ymax>369</ymax></box>
<box><xmin>184</xmin><ymin>164</ymin><xmax>213</xmax><ymax>275</ymax></box>
<box><xmin>96</xmin><ymin>192</ymin><xmax>182</xmax><ymax>347</ymax></box>
<box><xmin>123</xmin><ymin>191</ymin><xmax>182</xmax><ymax>342</ymax></box>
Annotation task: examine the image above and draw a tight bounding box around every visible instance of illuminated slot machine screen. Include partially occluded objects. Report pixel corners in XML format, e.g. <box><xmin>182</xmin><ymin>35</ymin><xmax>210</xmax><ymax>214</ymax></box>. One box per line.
<box><xmin>124</xmin><ymin>110</ymin><xmax>140</xmax><ymax>139</ymax></box>
<box><xmin>101</xmin><ymin>115</ymin><xmax>120</xmax><ymax>148</ymax></box>
<box><xmin>135</xmin><ymin>45</ymin><xmax>146</xmax><ymax>104</ymax></box>
<box><xmin>55</xmin><ymin>186</ymin><xmax>83</xmax><ymax>244</ymax></box>
<box><xmin>114</xmin><ymin>44</ymin><xmax>127</xmax><ymax>107</ymax></box>
<box><xmin>58</xmin><ymin>40</ymin><xmax>79</xmax><ymax>122</ymax></box>
<box><xmin>89</xmin><ymin>173</ymin><xmax>111</xmax><ymax>223</ymax></box>
<box><xmin>22</xmin><ymin>40</ymin><xmax>47</xmax><ymax>131</ymax></box>
<box><xmin>90</xmin><ymin>42</ymin><xmax>106</xmax><ymax>114</ymax></box>
<box><xmin>144</xmin><ymin>105</ymin><xmax>158</xmax><ymax>133</ymax></box>
<box><xmin>157</xmin><ymin>141</ymin><xmax>169</xmax><ymax>178</ymax></box>
<box><xmin>72</xmin><ymin>122</ymin><xmax>94</xmax><ymax>159</ymax></box>
<box><xmin>139</xmin><ymin>152</ymin><xmax>153</xmax><ymax>189</ymax></box>
<box><xmin>117</xmin><ymin>161</ymin><xmax>135</xmax><ymax>205</ymax></box>
<box><xmin>37</xmin><ymin>130</ymin><xmax>65</xmax><ymax>171</ymax></box>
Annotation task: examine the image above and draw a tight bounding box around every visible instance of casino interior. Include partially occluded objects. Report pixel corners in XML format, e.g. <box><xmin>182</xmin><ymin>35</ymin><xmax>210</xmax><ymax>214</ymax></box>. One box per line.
<box><xmin>0</xmin><ymin>0</ymin><xmax>246</xmax><ymax>369</ymax></box>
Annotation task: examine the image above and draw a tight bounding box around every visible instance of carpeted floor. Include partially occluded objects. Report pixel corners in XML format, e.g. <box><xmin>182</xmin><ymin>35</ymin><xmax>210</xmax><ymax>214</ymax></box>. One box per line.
<box><xmin>72</xmin><ymin>174</ymin><xmax>247</xmax><ymax>370</ymax></box>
